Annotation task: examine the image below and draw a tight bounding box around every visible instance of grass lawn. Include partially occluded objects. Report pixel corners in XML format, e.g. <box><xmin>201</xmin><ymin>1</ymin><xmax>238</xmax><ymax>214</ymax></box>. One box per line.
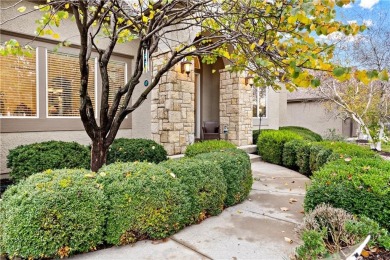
<box><xmin>382</xmin><ymin>143</ymin><xmax>390</xmax><ymax>153</ymax></box>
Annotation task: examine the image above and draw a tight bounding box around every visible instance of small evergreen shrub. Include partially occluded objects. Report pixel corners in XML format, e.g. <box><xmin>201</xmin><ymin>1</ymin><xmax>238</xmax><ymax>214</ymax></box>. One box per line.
<box><xmin>309</xmin><ymin>144</ymin><xmax>332</xmax><ymax>172</ymax></box>
<box><xmin>7</xmin><ymin>141</ymin><xmax>90</xmax><ymax>182</ymax></box>
<box><xmin>319</xmin><ymin>141</ymin><xmax>378</xmax><ymax>160</ymax></box>
<box><xmin>195</xmin><ymin>149</ymin><xmax>252</xmax><ymax>207</ymax></box>
<box><xmin>107</xmin><ymin>138</ymin><xmax>167</xmax><ymax>164</ymax></box>
<box><xmin>280</xmin><ymin>126</ymin><xmax>323</xmax><ymax>141</ymax></box>
<box><xmin>304</xmin><ymin>158</ymin><xmax>390</xmax><ymax>230</ymax></box>
<box><xmin>296</xmin><ymin>142</ymin><xmax>312</xmax><ymax>176</ymax></box>
<box><xmin>257</xmin><ymin>130</ymin><xmax>302</xmax><ymax>165</ymax></box>
<box><xmin>282</xmin><ymin>139</ymin><xmax>308</xmax><ymax>170</ymax></box>
<box><xmin>97</xmin><ymin>162</ymin><xmax>191</xmax><ymax>245</ymax></box>
<box><xmin>295</xmin><ymin>230</ymin><xmax>328</xmax><ymax>260</ymax></box>
<box><xmin>185</xmin><ymin>140</ymin><xmax>236</xmax><ymax>157</ymax></box>
<box><xmin>0</xmin><ymin>169</ymin><xmax>107</xmax><ymax>259</ymax></box>
<box><xmin>160</xmin><ymin>158</ymin><xmax>227</xmax><ymax>222</ymax></box>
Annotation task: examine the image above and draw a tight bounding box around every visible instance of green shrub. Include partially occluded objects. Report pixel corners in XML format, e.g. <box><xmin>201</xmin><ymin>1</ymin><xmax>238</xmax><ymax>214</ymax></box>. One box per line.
<box><xmin>97</xmin><ymin>162</ymin><xmax>191</xmax><ymax>245</ymax></box>
<box><xmin>319</xmin><ymin>141</ymin><xmax>378</xmax><ymax>160</ymax></box>
<box><xmin>0</xmin><ymin>169</ymin><xmax>107</xmax><ymax>259</ymax></box>
<box><xmin>282</xmin><ymin>139</ymin><xmax>308</xmax><ymax>170</ymax></box>
<box><xmin>7</xmin><ymin>141</ymin><xmax>90</xmax><ymax>182</ymax></box>
<box><xmin>295</xmin><ymin>230</ymin><xmax>328</xmax><ymax>260</ymax></box>
<box><xmin>257</xmin><ymin>130</ymin><xmax>303</xmax><ymax>165</ymax></box>
<box><xmin>107</xmin><ymin>138</ymin><xmax>167</xmax><ymax>164</ymax></box>
<box><xmin>160</xmin><ymin>158</ymin><xmax>227</xmax><ymax>222</ymax></box>
<box><xmin>280</xmin><ymin>126</ymin><xmax>323</xmax><ymax>142</ymax></box>
<box><xmin>304</xmin><ymin>158</ymin><xmax>390</xmax><ymax>230</ymax></box>
<box><xmin>309</xmin><ymin>144</ymin><xmax>332</xmax><ymax>172</ymax></box>
<box><xmin>195</xmin><ymin>149</ymin><xmax>252</xmax><ymax>207</ymax></box>
<box><xmin>296</xmin><ymin>142</ymin><xmax>312</xmax><ymax>176</ymax></box>
<box><xmin>185</xmin><ymin>140</ymin><xmax>236</xmax><ymax>157</ymax></box>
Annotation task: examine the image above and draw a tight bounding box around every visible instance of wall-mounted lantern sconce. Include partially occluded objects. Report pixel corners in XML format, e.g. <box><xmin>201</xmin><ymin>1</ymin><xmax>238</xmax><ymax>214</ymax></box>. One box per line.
<box><xmin>245</xmin><ymin>75</ymin><xmax>254</xmax><ymax>87</ymax></box>
<box><xmin>181</xmin><ymin>60</ymin><xmax>192</xmax><ymax>76</ymax></box>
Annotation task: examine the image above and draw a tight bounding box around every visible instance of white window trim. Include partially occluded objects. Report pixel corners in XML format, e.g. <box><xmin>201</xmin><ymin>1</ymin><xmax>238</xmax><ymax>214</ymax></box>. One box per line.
<box><xmin>0</xmin><ymin>48</ymin><xmax>40</xmax><ymax>119</ymax></box>
<box><xmin>46</xmin><ymin>49</ymin><xmax>97</xmax><ymax>118</ymax></box>
<box><xmin>252</xmin><ymin>86</ymin><xmax>268</xmax><ymax>119</ymax></box>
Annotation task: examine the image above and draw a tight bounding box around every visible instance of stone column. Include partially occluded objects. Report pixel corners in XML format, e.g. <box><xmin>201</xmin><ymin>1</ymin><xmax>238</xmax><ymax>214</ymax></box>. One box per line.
<box><xmin>219</xmin><ymin>70</ymin><xmax>253</xmax><ymax>146</ymax></box>
<box><xmin>151</xmin><ymin>53</ymin><xmax>195</xmax><ymax>155</ymax></box>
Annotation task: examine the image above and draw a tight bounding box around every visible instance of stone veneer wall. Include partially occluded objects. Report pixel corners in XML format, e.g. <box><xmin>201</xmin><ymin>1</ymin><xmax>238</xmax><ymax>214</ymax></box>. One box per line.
<box><xmin>219</xmin><ymin>70</ymin><xmax>253</xmax><ymax>146</ymax></box>
<box><xmin>151</xmin><ymin>54</ymin><xmax>195</xmax><ymax>155</ymax></box>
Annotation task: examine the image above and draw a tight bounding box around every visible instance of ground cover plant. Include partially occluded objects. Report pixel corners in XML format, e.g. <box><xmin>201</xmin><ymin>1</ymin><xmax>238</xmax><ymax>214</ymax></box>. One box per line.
<box><xmin>185</xmin><ymin>140</ymin><xmax>236</xmax><ymax>157</ymax></box>
<box><xmin>6</xmin><ymin>141</ymin><xmax>90</xmax><ymax>182</ymax></box>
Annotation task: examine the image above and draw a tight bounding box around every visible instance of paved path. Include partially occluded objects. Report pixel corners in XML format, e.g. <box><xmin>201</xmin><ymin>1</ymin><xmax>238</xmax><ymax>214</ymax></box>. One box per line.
<box><xmin>72</xmin><ymin>161</ymin><xmax>310</xmax><ymax>260</ymax></box>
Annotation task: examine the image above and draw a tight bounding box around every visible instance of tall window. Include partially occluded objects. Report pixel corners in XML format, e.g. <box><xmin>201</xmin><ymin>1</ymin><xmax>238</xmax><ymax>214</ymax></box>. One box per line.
<box><xmin>252</xmin><ymin>87</ymin><xmax>266</xmax><ymax>118</ymax></box>
<box><xmin>47</xmin><ymin>51</ymin><xmax>95</xmax><ymax>117</ymax></box>
<box><xmin>107</xmin><ymin>60</ymin><xmax>126</xmax><ymax>107</ymax></box>
<box><xmin>0</xmin><ymin>50</ymin><xmax>37</xmax><ymax>117</ymax></box>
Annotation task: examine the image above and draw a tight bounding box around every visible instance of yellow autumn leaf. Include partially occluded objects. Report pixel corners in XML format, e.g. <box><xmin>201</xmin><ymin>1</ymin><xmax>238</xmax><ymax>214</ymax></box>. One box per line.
<box><xmin>53</xmin><ymin>33</ymin><xmax>60</xmax><ymax>39</ymax></box>
<box><xmin>17</xmin><ymin>6</ymin><xmax>26</xmax><ymax>13</ymax></box>
<box><xmin>64</xmin><ymin>3</ymin><xmax>70</xmax><ymax>9</ymax></box>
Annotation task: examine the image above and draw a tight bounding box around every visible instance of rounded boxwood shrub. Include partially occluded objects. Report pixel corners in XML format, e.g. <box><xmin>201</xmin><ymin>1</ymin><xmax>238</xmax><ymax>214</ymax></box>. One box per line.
<box><xmin>296</xmin><ymin>142</ymin><xmax>312</xmax><ymax>176</ymax></box>
<box><xmin>97</xmin><ymin>162</ymin><xmax>191</xmax><ymax>245</ymax></box>
<box><xmin>185</xmin><ymin>140</ymin><xmax>236</xmax><ymax>157</ymax></box>
<box><xmin>280</xmin><ymin>126</ymin><xmax>323</xmax><ymax>142</ymax></box>
<box><xmin>304</xmin><ymin>158</ymin><xmax>390</xmax><ymax>230</ymax></box>
<box><xmin>257</xmin><ymin>130</ymin><xmax>303</xmax><ymax>165</ymax></box>
<box><xmin>319</xmin><ymin>141</ymin><xmax>378</xmax><ymax>160</ymax></box>
<box><xmin>160</xmin><ymin>158</ymin><xmax>227</xmax><ymax>223</ymax></box>
<box><xmin>107</xmin><ymin>138</ymin><xmax>167</xmax><ymax>164</ymax></box>
<box><xmin>195</xmin><ymin>148</ymin><xmax>252</xmax><ymax>207</ymax></box>
<box><xmin>0</xmin><ymin>169</ymin><xmax>107</xmax><ymax>259</ymax></box>
<box><xmin>282</xmin><ymin>139</ymin><xmax>308</xmax><ymax>170</ymax></box>
<box><xmin>7</xmin><ymin>141</ymin><xmax>90</xmax><ymax>182</ymax></box>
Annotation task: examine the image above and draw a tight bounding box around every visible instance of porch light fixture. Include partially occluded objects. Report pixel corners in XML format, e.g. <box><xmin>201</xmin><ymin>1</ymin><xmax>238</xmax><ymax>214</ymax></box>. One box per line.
<box><xmin>181</xmin><ymin>60</ymin><xmax>192</xmax><ymax>76</ymax></box>
<box><xmin>245</xmin><ymin>75</ymin><xmax>254</xmax><ymax>86</ymax></box>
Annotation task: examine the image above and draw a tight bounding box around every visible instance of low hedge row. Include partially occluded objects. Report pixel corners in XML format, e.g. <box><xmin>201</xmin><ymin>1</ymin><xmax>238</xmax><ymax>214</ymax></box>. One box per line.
<box><xmin>6</xmin><ymin>138</ymin><xmax>167</xmax><ymax>183</ymax></box>
<box><xmin>0</xmin><ymin>148</ymin><xmax>252</xmax><ymax>259</ymax></box>
<box><xmin>280</xmin><ymin>126</ymin><xmax>323</xmax><ymax>142</ymax></box>
<box><xmin>184</xmin><ymin>140</ymin><xmax>236</xmax><ymax>157</ymax></box>
<box><xmin>305</xmin><ymin>158</ymin><xmax>390</xmax><ymax>230</ymax></box>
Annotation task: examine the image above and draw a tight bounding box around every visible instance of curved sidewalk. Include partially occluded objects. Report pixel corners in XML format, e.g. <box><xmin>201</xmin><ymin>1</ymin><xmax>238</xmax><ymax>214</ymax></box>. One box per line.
<box><xmin>72</xmin><ymin>161</ymin><xmax>310</xmax><ymax>260</ymax></box>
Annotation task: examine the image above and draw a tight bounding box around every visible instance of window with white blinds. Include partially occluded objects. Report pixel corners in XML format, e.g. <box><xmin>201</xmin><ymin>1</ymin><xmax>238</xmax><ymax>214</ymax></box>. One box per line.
<box><xmin>0</xmin><ymin>50</ymin><xmax>37</xmax><ymax>117</ymax></box>
<box><xmin>47</xmin><ymin>51</ymin><xmax>95</xmax><ymax>117</ymax></box>
<box><xmin>107</xmin><ymin>60</ymin><xmax>126</xmax><ymax>107</ymax></box>
<box><xmin>252</xmin><ymin>87</ymin><xmax>267</xmax><ymax>118</ymax></box>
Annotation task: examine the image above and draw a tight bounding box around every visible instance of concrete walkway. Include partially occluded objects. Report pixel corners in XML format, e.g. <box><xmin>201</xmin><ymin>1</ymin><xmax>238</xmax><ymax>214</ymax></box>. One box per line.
<box><xmin>73</xmin><ymin>161</ymin><xmax>310</xmax><ymax>260</ymax></box>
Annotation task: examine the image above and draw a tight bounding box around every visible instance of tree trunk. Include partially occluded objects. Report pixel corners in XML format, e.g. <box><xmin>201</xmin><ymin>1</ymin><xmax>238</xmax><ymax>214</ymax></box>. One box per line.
<box><xmin>91</xmin><ymin>136</ymin><xmax>108</xmax><ymax>172</ymax></box>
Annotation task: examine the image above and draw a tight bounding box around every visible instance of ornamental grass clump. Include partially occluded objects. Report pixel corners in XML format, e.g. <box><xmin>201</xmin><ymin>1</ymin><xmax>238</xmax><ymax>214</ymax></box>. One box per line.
<box><xmin>160</xmin><ymin>158</ymin><xmax>227</xmax><ymax>223</ymax></box>
<box><xmin>97</xmin><ymin>162</ymin><xmax>191</xmax><ymax>245</ymax></box>
<box><xmin>195</xmin><ymin>148</ymin><xmax>252</xmax><ymax>207</ymax></box>
<box><xmin>0</xmin><ymin>169</ymin><xmax>107</xmax><ymax>259</ymax></box>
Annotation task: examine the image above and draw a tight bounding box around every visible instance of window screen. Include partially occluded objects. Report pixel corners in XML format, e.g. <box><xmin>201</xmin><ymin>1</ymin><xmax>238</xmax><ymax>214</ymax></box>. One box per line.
<box><xmin>0</xmin><ymin>51</ymin><xmax>37</xmax><ymax>117</ymax></box>
<box><xmin>47</xmin><ymin>51</ymin><xmax>95</xmax><ymax>117</ymax></box>
<box><xmin>107</xmin><ymin>60</ymin><xmax>126</xmax><ymax>107</ymax></box>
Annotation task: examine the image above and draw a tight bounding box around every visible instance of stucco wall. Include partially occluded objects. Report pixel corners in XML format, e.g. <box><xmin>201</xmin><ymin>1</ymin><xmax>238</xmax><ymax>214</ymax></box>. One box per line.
<box><xmin>0</xmin><ymin>129</ymin><xmax>132</xmax><ymax>174</ymax></box>
<box><xmin>280</xmin><ymin>101</ymin><xmax>342</xmax><ymax>137</ymax></box>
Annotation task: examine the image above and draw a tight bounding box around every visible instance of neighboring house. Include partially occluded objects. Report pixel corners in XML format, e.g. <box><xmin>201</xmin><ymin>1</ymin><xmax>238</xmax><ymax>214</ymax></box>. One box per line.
<box><xmin>280</xmin><ymin>88</ymin><xmax>359</xmax><ymax>138</ymax></box>
<box><xmin>0</xmin><ymin>1</ymin><xmax>286</xmax><ymax>174</ymax></box>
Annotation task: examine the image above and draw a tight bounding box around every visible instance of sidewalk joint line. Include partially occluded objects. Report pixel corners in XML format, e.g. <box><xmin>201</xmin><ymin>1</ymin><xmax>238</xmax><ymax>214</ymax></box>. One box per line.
<box><xmin>170</xmin><ymin>237</ymin><xmax>213</xmax><ymax>260</ymax></box>
<box><xmin>251</xmin><ymin>188</ymin><xmax>305</xmax><ymax>196</ymax></box>
<box><xmin>244</xmin><ymin>209</ymin><xmax>300</xmax><ymax>225</ymax></box>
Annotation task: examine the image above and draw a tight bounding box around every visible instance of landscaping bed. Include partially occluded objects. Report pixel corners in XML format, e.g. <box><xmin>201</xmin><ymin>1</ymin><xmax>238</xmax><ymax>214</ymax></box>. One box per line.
<box><xmin>0</xmin><ymin>140</ymin><xmax>250</xmax><ymax>259</ymax></box>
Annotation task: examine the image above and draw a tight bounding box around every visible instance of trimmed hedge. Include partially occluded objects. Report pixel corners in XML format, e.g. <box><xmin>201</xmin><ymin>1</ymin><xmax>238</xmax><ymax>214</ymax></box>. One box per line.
<box><xmin>304</xmin><ymin>158</ymin><xmax>390</xmax><ymax>230</ymax></box>
<box><xmin>195</xmin><ymin>149</ymin><xmax>252</xmax><ymax>207</ymax></box>
<box><xmin>0</xmin><ymin>169</ymin><xmax>107</xmax><ymax>259</ymax></box>
<box><xmin>160</xmin><ymin>158</ymin><xmax>227</xmax><ymax>222</ymax></box>
<box><xmin>257</xmin><ymin>130</ymin><xmax>303</xmax><ymax>165</ymax></box>
<box><xmin>107</xmin><ymin>138</ymin><xmax>167</xmax><ymax>164</ymax></box>
<box><xmin>185</xmin><ymin>140</ymin><xmax>236</xmax><ymax>157</ymax></box>
<box><xmin>280</xmin><ymin>126</ymin><xmax>323</xmax><ymax>142</ymax></box>
<box><xmin>97</xmin><ymin>162</ymin><xmax>191</xmax><ymax>245</ymax></box>
<box><xmin>6</xmin><ymin>141</ymin><xmax>90</xmax><ymax>182</ymax></box>
<box><xmin>282</xmin><ymin>139</ymin><xmax>308</xmax><ymax>170</ymax></box>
